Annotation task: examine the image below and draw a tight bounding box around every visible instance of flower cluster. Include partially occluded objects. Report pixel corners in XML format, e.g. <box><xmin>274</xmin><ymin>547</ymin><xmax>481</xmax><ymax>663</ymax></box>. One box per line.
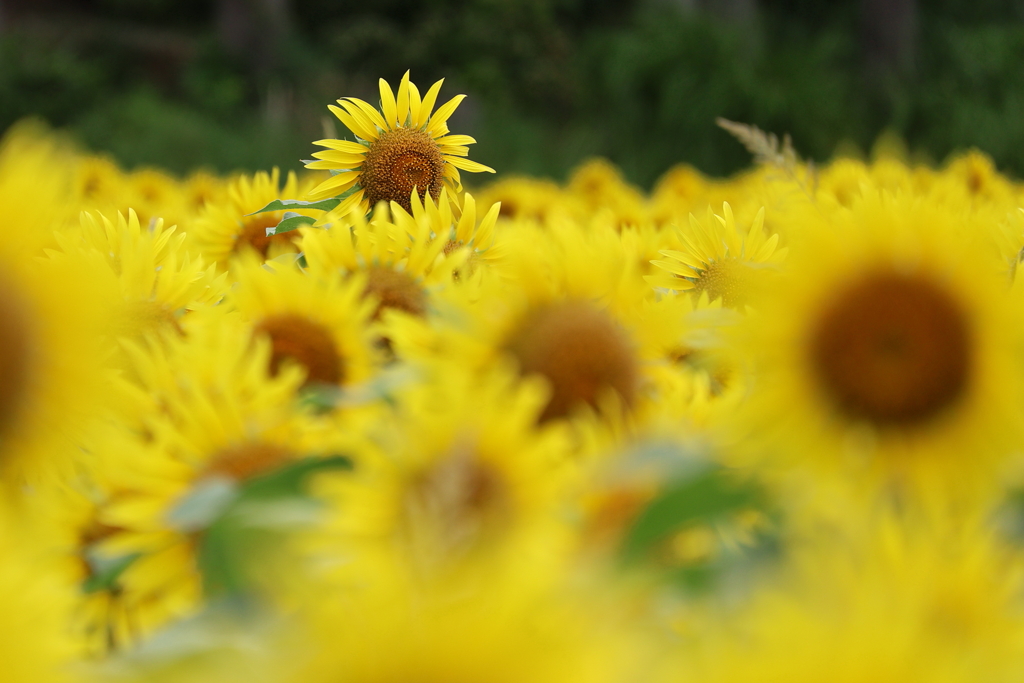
<box><xmin>2</xmin><ymin>76</ymin><xmax>1024</xmax><ymax>683</ymax></box>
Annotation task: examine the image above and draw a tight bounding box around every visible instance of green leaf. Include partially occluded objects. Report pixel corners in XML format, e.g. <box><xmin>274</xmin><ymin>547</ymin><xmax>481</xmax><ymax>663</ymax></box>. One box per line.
<box><xmin>621</xmin><ymin>465</ymin><xmax>764</xmax><ymax>563</ymax></box>
<box><xmin>246</xmin><ymin>198</ymin><xmax>341</xmax><ymax>216</ymax></box>
<box><xmin>196</xmin><ymin>455</ymin><xmax>353</xmax><ymax>599</ymax></box>
<box><xmin>270</xmin><ymin>212</ymin><xmax>317</xmax><ymax>235</ymax></box>
<box><xmin>83</xmin><ymin>551</ymin><xmax>141</xmax><ymax>594</ymax></box>
<box><xmin>237</xmin><ymin>455</ymin><xmax>352</xmax><ymax>501</ymax></box>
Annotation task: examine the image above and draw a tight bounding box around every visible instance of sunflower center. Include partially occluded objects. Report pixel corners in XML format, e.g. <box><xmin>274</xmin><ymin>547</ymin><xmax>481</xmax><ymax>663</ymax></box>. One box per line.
<box><xmin>505</xmin><ymin>301</ymin><xmax>638</xmax><ymax>422</ymax></box>
<box><xmin>363</xmin><ymin>266</ymin><xmax>427</xmax><ymax>319</ymax></box>
<box><xmin>255</xmin><ymin>314</ymin><xmax>344</xmax><ymax>385</ymax></box>
<box><xmin>235</xmin><ymin>213</ymin><xmax>300</xmax><ymax>258</ymax></box>
<box><xmin>208</xmin><ymin>442</ymin><xmax>292</xmax><ymax>481</ymax></box>
<box><xmin>362</xmin><ymin>127</ymin><xmax>445</xmax><ymax>212</ymax></box>
<box><xmin>0</xmin><ymin>281</ymin><xmax>31</xmax><ymax>432</ymax></box>
<box><xmin>406</xmin><ymin>452</ymin><xmax>510</xmax><ymax>546</ymax></box>
<box><xmin>693</xmin><ymin>258</ymin><xmax>744</xmax><ymax>307</ymax></box>
<box><xmin>809</xmin><ymin>270</ymin><xmax>971</xmax><ymax>427</ymax></box>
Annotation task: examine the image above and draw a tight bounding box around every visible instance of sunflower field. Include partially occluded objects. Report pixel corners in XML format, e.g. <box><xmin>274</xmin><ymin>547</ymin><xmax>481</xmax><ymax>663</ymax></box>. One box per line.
<box><xmin>3</xmin><ymin>70</ymin><xmax>1024</xmax><ymax>683</ymax></box>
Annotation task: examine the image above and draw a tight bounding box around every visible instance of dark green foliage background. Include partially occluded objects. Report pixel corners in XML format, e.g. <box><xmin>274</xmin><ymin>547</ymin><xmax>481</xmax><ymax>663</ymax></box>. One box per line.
<box><xmin>4</xmin><ymin>0</ymin><xmax>1024</xmax><ymax>187</ymax></box>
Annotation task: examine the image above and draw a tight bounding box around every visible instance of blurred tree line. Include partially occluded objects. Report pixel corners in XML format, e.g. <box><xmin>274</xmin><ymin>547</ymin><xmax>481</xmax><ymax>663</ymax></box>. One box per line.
<box><xmin>2</xmin><ymin>0</ymin><xmax>1024</xmax><ymax>187</ymax></box>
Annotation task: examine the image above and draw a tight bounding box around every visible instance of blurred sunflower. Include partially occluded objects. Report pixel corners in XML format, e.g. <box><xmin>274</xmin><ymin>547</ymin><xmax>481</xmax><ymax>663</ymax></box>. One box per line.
<box><xmin>190</xmin><ymin>169</ymin><xmax>316</xmax><ymax>269</ymax></box>
<box><xmin>305</xmin><ymin>71</ymin><xmax>494</xmax><ymax>212</ymax></box>
<box><xmin>731</xmin><ymin>192</ymin><xmax>1024</xmax><ymax>503</ymax></box>
<box><xmin>228</xmin><ymin>255</ymin><xmax>378</xmax><ymax>390</ymax></box>
<box><xmin>96</xmin><ymin>314</ymin><xmax>353</xmax><ymax>644</ymax></box>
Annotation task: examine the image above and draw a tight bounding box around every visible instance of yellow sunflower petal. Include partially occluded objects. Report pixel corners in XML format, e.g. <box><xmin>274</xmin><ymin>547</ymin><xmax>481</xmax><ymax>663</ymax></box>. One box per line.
<box><xmin>427</xmin><ymin>95</ymin><xmax>466</xmax><ymax>136</ymax></box>
<box><xmin>416</xmin><ymin>79</ymin><xmax>444</xmax><ymax>128</ymax></box>
<box><xmin>445</xmin><ymin>155</ymin><xmax>496</xmax><ymax>174</ymax></box>
<box><xmin>396</xmin><ymin>71</ymin><xmax>411</xmax><ymax>126</ymax></box>
<box><xmin>308</xmin><ymin>172</ymin><xmax>360</xmax><ymax>200</ymax></box>
<box><xmin>379</xmin><ymin>77</ymin><xmax>399</xmax><ymax>128</ymax></box>
<box><xmin>314</xmin><ymin>139</ymin><xmax>368</xmax><ymax>155</ymax></box>
<box><xmin>407</xmin><ymin>80</ymin><xmax>422</xmax><ymax>128</ymax></box>
<box><xmin>310</xmin><ymin>150</ymin><xmax>366</xmax><ymax>166</ymax></box>
<box><xmin>342</xmin><ymin>98</ymin><xmax>388</xmax><ymax>134</ymax></box>
<box><xmin>436</xmin><ymin>134</ymin><xmax>477</xmax><ymax>146</ymax></box>
<box><xmin>328</xmin><ymin>104</ymin><xmax>377</xmax><ymax>142</ymax></box>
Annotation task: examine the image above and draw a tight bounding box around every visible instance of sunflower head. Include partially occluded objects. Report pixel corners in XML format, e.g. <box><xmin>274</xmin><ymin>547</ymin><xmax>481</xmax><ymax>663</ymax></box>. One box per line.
<box><xmin>505</xmin><ymin>300</ymin><xmax>638</xmax><ymax>423</ymax></box>
<box><xmin>305</xmin><ymin>71</ymin><xmax>495</xmax><ymax>215</ymax></box>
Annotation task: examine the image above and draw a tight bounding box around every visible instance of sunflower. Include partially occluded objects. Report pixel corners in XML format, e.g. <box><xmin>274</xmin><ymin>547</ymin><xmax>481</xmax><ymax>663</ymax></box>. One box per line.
<box><xmin>189</xmin><ymin>168</ymin><xmax>316</xmax><ymax>270</ymax></box>
<box><xmin>728</xmin><ymin>192</ymin><xmax>1024</xmax><ymax>504</ymax></box>
<box><xmin>304</xmin><ymin>71</ymin><xmax>495</xmax><ymax>213</ymax></box>
<box><xmin>647</xmin><ymin>203</ymin><xmax>787</xmax><ymax>308</ymax></box>
<box><xmin>303</xmin><ymin>198</ymin><xmax>467</xmax><ymax>333</ymax></box>
<box><xmin>227</xmin><ymin>255</ymin><xmax>378</xmax><ymax>390</ymax></box>
<box><xmin>304</xmin><ymin>364</ymin><xmax>577</xmax><ymax>589</ymax></box>
<box><xmin>388</xmin><ymin>217</ymin><xmax>683</xmax><ymax>431</ymax></box>
<box><xmin>95</xmin><ymin>313</ymin><xmax>354</xmax><ymax>645</ymax></box>
<box><xmin>50</xmin><ymin>209</ymin><xmax>227</xmax><ymax>351</ymax></box>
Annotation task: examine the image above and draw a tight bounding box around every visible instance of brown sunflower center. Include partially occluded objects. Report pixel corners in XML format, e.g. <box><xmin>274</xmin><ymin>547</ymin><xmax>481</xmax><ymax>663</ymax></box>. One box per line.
<box><xmin>235</xmin><ymin>213</ymin><xmax>300</xmax><ymax>258</ymax></box>
<box><xmin>505</xmin><ymin>301</ymin><xmax>638</xmax><ymax>422</ymax></box>
<box><xmin>208</xmin><ymin>443</ymin><xmax>292</xmax><ymax>481</ymax></box>
<box><xmin>809</xmin><ymin>270</ymin><xmax>971</xmax><ymax>427</ymax></box>
<box><xmin>363</xmin><ymin>266</ymin><xmax>428</xmax><ymax>319</ymax></box>
<box><xmin>0</xmin><ymin>281</ymin><xmax>31</xmax><ymax>432</ymax></box>
<box><xmin>693</xmin><ymin>258</ymin><xmax>744</xmax><ymax>307</ymax></box>
<box><xmin>255</xmin><ymin>314</ymin><xmax>344</xmax><ymax>385</ymax></box>
<box><xmin>362</xmin><ymin>127</ymin><xmax>445</xmax><ymax>212</ymax></box>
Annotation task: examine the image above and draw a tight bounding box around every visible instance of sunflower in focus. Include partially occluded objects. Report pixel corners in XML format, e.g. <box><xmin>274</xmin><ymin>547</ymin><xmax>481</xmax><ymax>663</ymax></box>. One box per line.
<box><xmin>305</xmin><ymin>71</ymin><xmax>494</xmax><ymax>213</ymax></box>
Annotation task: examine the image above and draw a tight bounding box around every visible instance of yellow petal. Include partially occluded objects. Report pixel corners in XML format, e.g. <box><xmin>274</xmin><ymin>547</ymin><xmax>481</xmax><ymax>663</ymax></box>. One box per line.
<box><xmin>417</xmin><ymin>79</ymin><xmax>444</xmax><ymax>128</ymax></box>
<box><xmin>311</xmin><ymin>150</ymin><xmax>366</xmax><ymax>166</ymax></box>
<box><xmin>314</xmin><ymin>139</ymin><xmax>368</xmax><ymax>154</ymax></box>
<box><xmin>379</xmin><ymin>77</ymin><xmax>398</xmax><ymax>128</ymax></box>
<box><xmin>427</xmin><ymin>94</ymin><xmax>466</xmax><ymax>136</ymax></box>
<box><xmin>445</xmin><ymin>155</ymin><xmax>495</xmax><ymax>174</ymax></box>
<box><xmin>396</xmin><ymin>70</ymin><xmax>411</xmax><ymax>125</ymax></box>
<box><xmin>435</xmin><ymin>134</ymin><xmax>477</xmax><ymax>146</ymax></box>
<box><xmin>328</xmin><ymin>104</ymin><xmax>377</xmax><ymax>141</ymax></box>
<box><xmin>338</xmin><ymin>100</ymin><xmax>383</xmax><ymax>139</ymax></box>
<box><xmin>408</xmin><ymin>81</ymin><xmax>422</xmax><ymax>128</ymax></box>
<box><xmin>343</xmin><ymin>98</ymin><xmax>388</xmax><ymax>133</ymax></box>
<box><xmin>307</xmin><ymin>172</ymin><xmax>360</xmax><ymax>200</ymax></box>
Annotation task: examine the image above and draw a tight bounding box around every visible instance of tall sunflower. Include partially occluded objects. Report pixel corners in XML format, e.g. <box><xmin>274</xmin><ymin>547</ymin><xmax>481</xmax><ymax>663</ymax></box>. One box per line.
<box><xmin>305</xmin><ymin>71</ymin><xmax>495</xmax><ymax>213</ymax></box>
